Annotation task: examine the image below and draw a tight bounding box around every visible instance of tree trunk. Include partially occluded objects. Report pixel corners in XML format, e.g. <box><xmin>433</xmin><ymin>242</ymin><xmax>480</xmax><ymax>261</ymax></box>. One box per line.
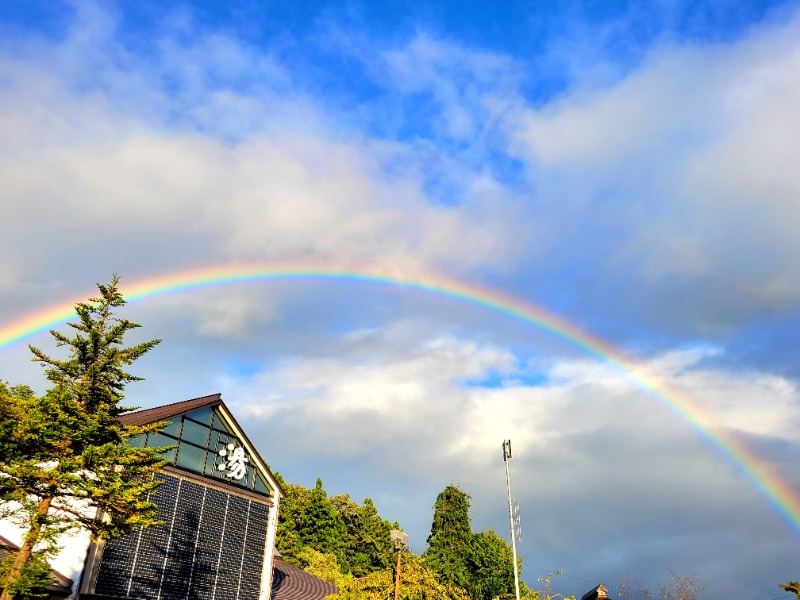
<box><xmin>0</xmin><ymin>494</ymin><xmax>53</xmax><ymax>600</ymax></box>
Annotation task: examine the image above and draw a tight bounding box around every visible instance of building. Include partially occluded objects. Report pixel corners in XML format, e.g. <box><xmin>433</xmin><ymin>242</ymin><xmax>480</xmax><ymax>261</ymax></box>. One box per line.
<box><xmin>1</xmin><ymin>393</ymin><xmax>289</xmax><ymax>600</ymax></box>
<box><xmin>270</xmin><ymin>552</ymin><xmax>338</xmax><ymax>600</ymax></box>
<box><xmin>0</xmin><ymin>535</ymin><xmax>73</xmax><ymax>599</ymax></box>
<box><xmin>581</xmin><ymin>584</ymin><xmax>611</xmax><ymax>600</ymax></box>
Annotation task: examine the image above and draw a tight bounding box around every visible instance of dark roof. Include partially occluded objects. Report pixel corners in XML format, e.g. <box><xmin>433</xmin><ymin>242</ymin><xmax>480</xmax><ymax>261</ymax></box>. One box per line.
<box><xmin>271</xmin><ymin>557</ymin><xmax>339</xmax><ymax>600</ymax></box>
<box><xmin>582</xmin><ymin>584</ymin><xmax>610</xmax><ymax>600</ymax></box>
<box><xmin>118</xmin><ymin>393</ymin><xmax>284</xmax><ymax>497</ymax></box>
<box><xmin>117</xmin><ymin>393</ymin><xmax>222</xmax><ymax>426</ymax></box>
<box><xmin>0</xmin><ymin>535</ymin><xmax>73</xmax><ymax>597</ymax></box>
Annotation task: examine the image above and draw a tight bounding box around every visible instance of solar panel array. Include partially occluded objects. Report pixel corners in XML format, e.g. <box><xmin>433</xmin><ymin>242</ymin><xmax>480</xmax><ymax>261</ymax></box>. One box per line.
<box><xmin>94</xmin><ymin>473</ymin><xmax>270</xmax><ymax>600</ymax></box>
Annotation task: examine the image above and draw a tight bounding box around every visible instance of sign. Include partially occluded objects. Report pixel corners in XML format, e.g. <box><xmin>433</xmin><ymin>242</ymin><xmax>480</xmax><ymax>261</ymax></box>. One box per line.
<box><xmin>217</xmin><ymin>443</ymin><xmax>249</xmax><ymax>480</ymax></box>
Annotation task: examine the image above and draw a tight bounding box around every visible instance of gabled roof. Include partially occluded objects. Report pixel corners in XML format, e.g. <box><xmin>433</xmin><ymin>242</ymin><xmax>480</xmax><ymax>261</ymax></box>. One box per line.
<box><xmin>118</xmin><ymin>393</ymin><xmax>284</xmax><ymax>497</ymax></box>
<box><xmin>0</xmin><ymin>535</ymin><xmax>73</xmax><ymax>597</ymax></box>
<box><xmin>118</xmin><ymin>393</ymin><xmax>222</xmax><ymax>426</ymax></box>
<box><xmin>581</xmin><ymin>584</ymin><xmax>610</xmax><ymax>600</ymax></box>
<box><xmin>271</xmin><ymin>557</ymin><xmax>339</xmax><ymax>600</ymax></box>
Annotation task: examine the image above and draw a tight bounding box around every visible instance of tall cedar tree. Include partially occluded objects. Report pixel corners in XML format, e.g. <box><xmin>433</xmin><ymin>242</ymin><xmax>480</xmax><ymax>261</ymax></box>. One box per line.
<box><xmin>422</xmin><ymin>485</ymin><xmax>474</xmax><ymax>591</ymax></box>
<box><xmin>0</xmin><ymin>277</ymin><xmax>167</xmax><ymax>600</ymax></box>
<box><xmin>423</xmin><ymin>485</ymin><xmax>532</xmax><ymax>600</ymax></box>
<box><xmin>294</xmin><ymin>479</ymin><xmax>350</xmax><ymax>572</ymax></box>
<box><xmin>331</xmin><ymin>495</ymin><xmax>394</xmax><ymax>577</ymax></box>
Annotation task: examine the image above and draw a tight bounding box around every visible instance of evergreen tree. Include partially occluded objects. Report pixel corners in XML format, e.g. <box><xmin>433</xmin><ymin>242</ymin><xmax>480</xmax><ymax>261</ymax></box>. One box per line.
<box><xmin>331</xmin><ymin>494</ymin><xmax>394</xmax><ymax>577</ymax></box>
<box><xmin>294</xmin><ymin>479</ymin><xmax>350</xmax><ymax>572</ymax></box>
<box><xmin>0</xmin><ymin>277</ymin><xmax>167</xmax><ymax>600</ymax></box>
<box><xmin>423</xmin><ymin>485</ymin><xmax>474</xmax><ymax>591</ymax></box>
<box><xmin>274</xmin><ymin>481</ymin><xmax>310</xmax><ymax>565</ymax></box>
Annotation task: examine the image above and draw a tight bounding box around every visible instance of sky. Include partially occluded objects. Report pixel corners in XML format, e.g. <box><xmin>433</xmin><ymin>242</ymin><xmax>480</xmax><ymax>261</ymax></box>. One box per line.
<box><xmin>1</xmin><ymin>0</ymin><xmax>799</xmax><ymax>598</ymax></box>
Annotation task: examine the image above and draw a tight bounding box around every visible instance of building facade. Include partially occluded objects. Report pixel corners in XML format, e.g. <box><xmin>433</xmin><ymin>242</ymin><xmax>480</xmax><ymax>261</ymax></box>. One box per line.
<box><xmin>77</xmin><ymin>394</ymin><xmax>284</xmax><ymax>600</ymax></box>
<box><xmin>0</xmin><ymin>394</ymin><xmax>284</xmax><ymax>600</ymax></box>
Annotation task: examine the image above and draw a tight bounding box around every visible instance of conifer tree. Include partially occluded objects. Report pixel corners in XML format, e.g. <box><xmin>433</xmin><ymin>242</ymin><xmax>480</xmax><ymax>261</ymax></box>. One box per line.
<box><xmin>294</xmin><ymin>479</ymin><xmax>350</xmax><ymax>572</ymax></box>
<box><xmin>0</xmin><ymin>276</ymin><xmax>167</xmax><ymax>600</ymax></box>
<box><xmin>274</xmin><ymin>480</ymin><xmax>312</xmax><ymax>564</ymax></box>
<box><xmin>423</xmin><ymin>485</ymin><xmax>474</xmax><ymax>591</ymax></box>
<box><xmin>331</xmin><ymin>494</ymin><xmax>393</xmax><ymax>577</ymax></box>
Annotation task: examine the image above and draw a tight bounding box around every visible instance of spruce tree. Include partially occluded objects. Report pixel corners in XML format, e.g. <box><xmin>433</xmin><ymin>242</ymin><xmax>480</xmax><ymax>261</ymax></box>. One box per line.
<box><xmin>0</xmin><ymin>276</ymin><xmax>167</xmax><ymax>600</ymax></box>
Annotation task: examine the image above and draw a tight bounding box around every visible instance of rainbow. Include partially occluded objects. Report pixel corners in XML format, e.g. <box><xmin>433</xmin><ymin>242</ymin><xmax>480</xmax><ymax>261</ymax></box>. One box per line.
<box><xmin>1</xmin><ymin>263</ymin><xmax>799</xmax><ymax>534</ymax></box>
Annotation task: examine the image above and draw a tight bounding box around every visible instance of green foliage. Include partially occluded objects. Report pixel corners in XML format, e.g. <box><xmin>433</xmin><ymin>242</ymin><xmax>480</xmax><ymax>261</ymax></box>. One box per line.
<box><xmin>276</xmin><ymin>479</ymin><xmax>350</xmax><ymax>573</ymax></box>
<box><xmin>326</xmin><ymin>553</ymin><xmax>471</xmax><ymax>600</ymax></box>
<box><xmin>423</xmin><ymin>485</ymin><xmax>474</xmax><ymax>591</ymax></box>
<box><xmin>779</xmin><ymin>582</ymin><xmax>800</xmax><ymax>600</ymax></box>
<box><xmin>28</xmin><ymin>277</ymin><xmax>160</xmax><ymax>415</ymax></box>
<box><xmin>0</xmin><ymin>276</ymin><xmax>166</xmax><ymax>600</ymax></box>
<box><xmin>276</xmin><ymin>478</ymin><xmax>398</xmax><ymax>582</ymax></box>
<box><xmin>276</xmin><ymin>479</ymin><xmax>533</xmax><ymax>600</ymax></box>
<box><xmin>297</xmin><ymin>547</ymin><xmax>353</xmax><ymax>588</ymax></box>
<box><xmin>331</xmin><ymin>494</ymin><xmax>394</xmax><ymax>577</ymax></box>
<box><xmin>275</xmin><ymin>482</ymin><xmax>310</xmax><ymax>564</ymax></box>
<box><xmin>468</xmin><ymin>530</ymin><xmax>516</xmax><ymax>600</ymax></box>
<box><xmin>0</xmin><ymin>551</ymin><xmax>54</xmax><ymax>598</ymax></box>
<box><xmin>422</xmin><ymin>485</ymin><xmax>533</xmax><ymax>600</ymax></box>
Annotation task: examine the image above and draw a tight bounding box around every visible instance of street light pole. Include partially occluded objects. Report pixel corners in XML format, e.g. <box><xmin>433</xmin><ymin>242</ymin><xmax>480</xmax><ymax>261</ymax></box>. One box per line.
<box><xmin>503</xmin><ymin>440</ymin><xmax>521</xmax><ymax>600</ymax></box>
<box><xmin>394</xmin><ymin>548</ymin><xmax>402</xmax><ymax>600</ymax></box>
<box><xmin>390</xmin><ymin>530</ymin><xmax>408</xmax><ymax>600</ymax></box>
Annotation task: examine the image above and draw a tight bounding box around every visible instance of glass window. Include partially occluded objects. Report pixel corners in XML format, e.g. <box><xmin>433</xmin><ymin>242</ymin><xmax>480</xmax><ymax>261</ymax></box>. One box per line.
<box><xmin>210</xmin><ymin>412</ymin><xmax>226</xmax><ymax>432</ymax></box>
<box><xmin>204</xmin><ymin>451</ymin><xmax>222</xmax><ymax>478</ymax></box>
<box><xmin>215</xmin><ymin>432</ymin><xmax>235</xmax><ymax>451</ymax></box>
<box><xmin>148</xmin><ymin>432</ymin><xmax>177</xmax><ymax>448</ymax></box>
<box><xmin>127</xmin><ymin>434</ymin><xmax>145</xmax><ymax>448</ymax></box>
<box><xmin>123</xmin><ymin>406</ymin><xmax>269</xmax><ymax>494</ymax></box>
<box><xmin>186</xmin><ymin>406</ymin><xmax>214</xmax><ymax>425</ymax></box>
<box><xmin>254</xmin><ymin>475</ymin><xmax>270</xmax><ymax>495</ymax></box>
<box><xmin>160</xmin><ymin>420</ymin><xmax>181</xmax><ymax>436</ymax></box>
<box><xmin>147</xmin><ymin>433</ymin><xmax>176</xmax><ymax>461</ymax></box>
<box><xmin>181</xmin><ymin>419</ymin><xmax>210</xmax><ymax>447</ymax></box>
<box><xmin>245</xmin><ymin>464</ymin><xmax>255</xmax><ymax>487</ymax></box>
<box><xmin>175</xmin><ymin>441</ymin><xmax>206</xmax><ymax>472</ymax></box>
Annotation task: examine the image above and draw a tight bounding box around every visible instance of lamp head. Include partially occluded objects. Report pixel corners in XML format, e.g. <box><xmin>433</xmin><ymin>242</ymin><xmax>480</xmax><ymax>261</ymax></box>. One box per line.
<box><xmin>389</xmin><ymin>529</ymin><xmax>408</xmax><ymax>550</ymax></box>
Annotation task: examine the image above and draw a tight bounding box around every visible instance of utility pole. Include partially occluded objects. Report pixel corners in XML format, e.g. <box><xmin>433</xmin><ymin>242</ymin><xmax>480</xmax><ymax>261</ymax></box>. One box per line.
<box><xmin>503</xmin><ymin>440</ymin><xmax>521</xmax><ymax>600</ymax></box>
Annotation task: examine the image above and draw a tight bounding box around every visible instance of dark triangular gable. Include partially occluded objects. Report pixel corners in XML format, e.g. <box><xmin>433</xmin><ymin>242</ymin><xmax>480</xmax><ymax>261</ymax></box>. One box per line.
<box><xmin>119</xmin><ymin>394</ymin><xmax>283</xmax><ymax>500</ymax></box>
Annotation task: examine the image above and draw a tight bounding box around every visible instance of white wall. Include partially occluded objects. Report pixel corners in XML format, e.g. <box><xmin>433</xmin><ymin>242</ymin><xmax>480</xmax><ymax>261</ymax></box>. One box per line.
<box><xmin>0</xmin><ymin>503</ymin><xmax>94</xmax><ymax>599</ymax></box>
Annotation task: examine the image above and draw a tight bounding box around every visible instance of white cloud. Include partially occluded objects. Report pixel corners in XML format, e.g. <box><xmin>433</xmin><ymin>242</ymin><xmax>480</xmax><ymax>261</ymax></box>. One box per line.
<box><xmin>0</xmin><ymin>11</ymin><xmax>527</xmax><ymax>289</ymax></box>
<box><xmin>503</xmin><ymin>15</ymin><xmax>800</xmax><ymax>323</ymax></box>
<box><xmin>230</xmin><ymin>327</ymin><xmax>799</xmax><ymax>492</ymax></box>
<box><xmin>381</xmin><ymin>33</ymin><xmax>517</xmax><ymax>141</ymax></box>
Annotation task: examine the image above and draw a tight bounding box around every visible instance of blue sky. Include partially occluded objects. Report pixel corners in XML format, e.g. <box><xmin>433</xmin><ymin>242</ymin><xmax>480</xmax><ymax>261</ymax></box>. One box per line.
<box><xmin>1</xmin><ymin>1</ymin><xmax>800</xmax><ymax>598</ymax></box>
